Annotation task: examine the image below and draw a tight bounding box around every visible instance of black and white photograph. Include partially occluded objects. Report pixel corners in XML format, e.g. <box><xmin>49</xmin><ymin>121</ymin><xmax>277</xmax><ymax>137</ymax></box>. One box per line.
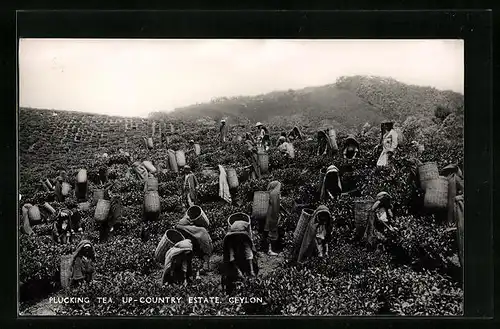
<box><xmin>18</xmin><ymin>39</ymin><xmax>464</xmax><ymax>316</ymax></box>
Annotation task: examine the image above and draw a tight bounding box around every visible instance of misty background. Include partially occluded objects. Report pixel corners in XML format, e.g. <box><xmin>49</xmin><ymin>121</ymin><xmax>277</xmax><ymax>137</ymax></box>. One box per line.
<box><xmin>19</xmin><ymin>39</ymin><xmax>464</xmax><ymax>118</ymax></box>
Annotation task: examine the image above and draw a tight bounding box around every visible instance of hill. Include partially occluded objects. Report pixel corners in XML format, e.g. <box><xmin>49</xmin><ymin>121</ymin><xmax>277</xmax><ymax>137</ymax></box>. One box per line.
<box><xmin>149</xmin><ymin>75</ymin><xmax>464</xmax><ymax>129</ymax></box>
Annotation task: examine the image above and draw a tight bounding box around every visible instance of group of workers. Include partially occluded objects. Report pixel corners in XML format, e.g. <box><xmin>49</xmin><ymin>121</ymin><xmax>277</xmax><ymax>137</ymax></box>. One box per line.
<box><xmin>21</xmin><ymin>117</ymin><xmax>451</xmax><ymax>294</ymax></box>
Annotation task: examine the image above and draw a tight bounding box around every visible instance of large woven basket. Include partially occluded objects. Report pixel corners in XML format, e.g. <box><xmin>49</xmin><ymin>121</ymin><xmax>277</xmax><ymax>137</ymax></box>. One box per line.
<box><xmin>424</xmin><ymin>176</ymin><xmax>449</xmax><ymax>210</ymax></box>
<box><xmin>257</xmin><ymin>151</ymin><xmax>269</xmax><ymax>174</ymax></box>
<box><xmin>252</xmin><ymin>191</ymin><xmax>270</xmax><ymax>220</ymax></box>
<box><xmin>186</xmin><ymin>205</ymin><xmax>209</xmax><ymax>228</ymax></box>
<box><xmin>419</xmin><ymin>162</ymin><xmax>439</xmax><ymax>191</ymax></box>
<box><xmin>292</xmin><ymin>208</ymin><xmax>315</xmax><ymax>253</ymax></box>
<box><xmin>143</xmin><ymin>161</ymin><xmax>157</xmax><ymax>174</ymax></box>
<box><xmin>176</xmin><ymin>150</ymin><xmax>186</xmax><ymax>168</ymax></box>
<box><xmin>145</xmin><ymin>176</ymin><xmax>159</xmax><ymax>192</ymax></box>
<box><xmin>61</xmin><ymin>182</ymin><xmax>71</xmax><ymax>196</ymax></box>
<box><xmin>77</xmin><ymin>169</ymin><xmax>87</xmax><ymax>184</ymax></box>
<box><xmin>227</xmin><ymin>212</ymin><xmax>250</xmax><ymax>230</ymax></box>
<box><xmin>168</xmin><ymin>150</ymin><xmax>178</xmax><ymax>173</ymax></box>
<box><xmin>28</xmin><ymin>205</ymin><xmax>41</xmax><ymax>223</ymax></box>
<box><xmin>328</xmin><ymin>129</ymin><xmax>339</xmax><ymax>151</ymax></box>
<box><xmin>147</xmin><ymin>137</ymin><xmax>154</xmax><ymax>149</ymax></box>
<box><xmin>144</xmin><ymin>191</ymin><xmax>161</xmax><ymax>214</ymax></box>
<box><xmin>318</xmin><ymin>167</ymin><xmax>327</xmax><ymax>192</ymax></box>
<box><xmin>194</xmin><ymin>144</ymin><xmax>201</xmax><ymax>156</ymax></box>
<box><xmin>226</xmin><ymin>167</ymin><xmax>239</xmax><ymax>189</ymax></box>
<box><xmin>78</xmin><ymin>202</ymin><xmax>91</xmax><ymax>212</ymax></box>
<box><xmin>94</xmin><ymin>199</ymin><xmax>111</xmax><ymax>222</ymax></box>
<box><xmin>60</xmin><ymin>255</ymin><xmax>73</xmax><ymax>290</ymax></box>
<box><xmin>354</xmin><ymin>198</ymin><xmax>374</xmax><ymax>234</ymax></box>
<box><xmin>154</xmin><ymin>229</ymin><xmax>184</xmax><ymax>264</ymax></box>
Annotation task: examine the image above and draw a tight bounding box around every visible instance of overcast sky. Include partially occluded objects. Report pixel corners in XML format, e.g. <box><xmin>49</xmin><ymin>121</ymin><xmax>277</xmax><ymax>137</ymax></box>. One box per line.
<box><xmin>19</xmin><ymin>39</ymin><xmax>464</xmax><ymax>118</ymax></box>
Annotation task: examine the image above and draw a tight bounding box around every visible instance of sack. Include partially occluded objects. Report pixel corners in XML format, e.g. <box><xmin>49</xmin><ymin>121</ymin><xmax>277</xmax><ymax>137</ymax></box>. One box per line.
<box><xmin>418</xmin><ymin>162</ymin><xmax>439</xmax><ymax>191</ymax></box>
<box><xmin>176</xmin><ymin>150</ymin><xmax>186</xmax><ymax>168</ymax></box>
<box><xmin>252</xmin><ymin>191</ymin><xmax>270</xmax><ymax>220</ymax></box>
<box><xmin>61</xmin><ymin>182</ymin><xmax>71</xmax><ymax>196</ymax></box>
<box><xmin>94</xmin><ymin>199</ymin><xmax>111</xmax><ymax>222</ymax></box>
<box><xmin>186</xmin><ymin>205</ymin><xmax>209</xmax><ymax>228</ymax></box>
<box><xmin>142</xmin><ymin>161</ymin><xmax>157</xmax><ymax>174</ymax></box>
<box><xmin>424</xmin><ymin>176</ymin><xmax>449</xmax><ymax>210</ymax></box>
<box><xmin>28</xmin><ymin>205</ymin><xmax>41</xmax><ymax>223</ymax></box>
<box><xmin>144</xmin><ymin>191</ymin><xmax>161</xmax><ymax>214</ymax></box>
<box><xmin>226</xmin><ymin>167</ymin><xmax>239</xmax><ymax>189</ymax></box>
<box><xmin>77</xmin><ymin>169</ymin><xmax>87</xmax><ymax>184</ymax></box>
<box><xmin>168</xmin><ymin>150</ymin><xmax>178</xmax><ymax>173</ymax></box>
<box><xmin>194</xmin><ymin>144</ymin><xmax>201</xmax><ymax>156</ymax></box>
<box><xmin>154</xmin><ymin>229</ymin><xmax>184</xmax><ymax>264</ymax></box>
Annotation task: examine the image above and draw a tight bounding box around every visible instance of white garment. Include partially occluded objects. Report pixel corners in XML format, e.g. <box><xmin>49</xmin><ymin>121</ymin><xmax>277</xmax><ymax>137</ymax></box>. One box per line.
<box><xmin>218</xmin><ymin>165</ymin><xmax>232</xmax><ymax>204</ymax></box>
<box><xmin>377</xmin><ymin>129</ymin><xmax>398</xmax><ymax>166</ymax></box>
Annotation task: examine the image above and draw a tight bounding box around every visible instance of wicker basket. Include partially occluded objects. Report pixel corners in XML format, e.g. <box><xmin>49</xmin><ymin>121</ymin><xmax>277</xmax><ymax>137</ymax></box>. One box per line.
<box><xmin>78</xmin><ymin>202</ymin><xmax>90</xmax><ymax>211</ymax></box>
<box><xmin>61</xmin><ymin>182</ymin><xmax>71</xmax><ymax>196</ymax></box>
<box><xmin>328</xmin><ymin>129</ymin><xmax>339</xmax><ymax>151</ymax></box>
<box><xmin>354</xmin><ymin>198</ymin><xmax>374</xmax><ymax>234</ymax></box>
<box><xmin>227</xmin><ymin>212</ymin><xmax>250</xmax><ymax>229</ymax></box>
<box><xmin>154</xmin><ymin>229</ymin><xmax>184</xmax><ymax>264</ymax></box>
<box><xmin>145</xmin><ymin>176</ymin><xmax>159</xmax><ymax>192</ymax></box>
<box><xmin>186</xmin><ymin>205</ymin><xmax>209</xmax><ymax>228</ymax></box>
<box><xmin>144</xmin><ymin>191</ymin><xmax>161</xmax><ymax>214</ymax></box>
<box><xmin>168</xmin><ymin>150</ymin><xmax>178</xmax><ymax>173</ymax></box>
<box><xmin>252</xmin><ymin>191</ymin><xmax>270</xmax><ymax>220</ymax></box>
<box><xmin>257</xmin><ymin>151</ymin><xmax>269</xmax><ymax>174</ymax></box>
<box><xmin>176</xmin><ymin>150</ymin><xmax>186</xmax><ymax>168</ymax></box>
<box><xmin>94</xmin><ymin>199</ymin><xmax>111</xmax><ymax>222</ymax></box>
<box><xmin>194</xmin><ymin>144</ymin><xmax>201</xmax><ymax>156</ymax></box>
<box><xmin>60</xmin><ymin>255</ymin><xmax>73</xmax><ymax>290</ymax></box>
<box><xmin>92</xmin><ymin>189</ymin><xmax>109</xmax><ymax>205</ymax></box>
<box><xmin>419</xmin><ymin>162</ymin><xmax>439</xmax><ymax>191</ymax></box>
<box><xmin>77</xmin><ymin>169</ymin><xmax>87</xmax><ymax>184</ymax></box>
<box><xmin>147</xmin><ymin>137</ymin><xmax>154</xmax><ymax>149</ymax></box>
<box><xmin>28</xmin><ymin>205</ymin><xmax>41</xmax><ymax>223</ymax></box>
<box><xmin>226</xmin><ymin>167</ymin><xmax>239</xmax><ymax>189</ymax></box>
<box><xmin>143</xmin><ymin>161</ymin><xmax>157</xmax><ymax>174</ymax></box>
<box><xmin>292</xmin><ymin>208</ymin><xmax>315</xmax><ymax>252</ymax></box>
<box><xmin>424</xmin><ymin>176</ymin><xmax>449</xmax><ymax>210</ymax></box>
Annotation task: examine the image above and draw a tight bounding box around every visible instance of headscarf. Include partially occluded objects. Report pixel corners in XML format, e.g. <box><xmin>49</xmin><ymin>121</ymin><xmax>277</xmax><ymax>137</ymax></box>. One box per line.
<box><xmin>320</xmin><ymin>165</ymin><xmax>342</xmax><ymax>200</ymax></box>
<box><xmin>297</xmin><ymin>205</ymin><xmax>332</xmax><ymax>263</ymax></box>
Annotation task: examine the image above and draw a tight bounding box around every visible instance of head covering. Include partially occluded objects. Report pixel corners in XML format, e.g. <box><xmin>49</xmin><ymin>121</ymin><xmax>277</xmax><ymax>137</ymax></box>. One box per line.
<box><xmin>221</xmin><ymin>119</ymin><xmax>226</xmax><ymax>123</ymax></box>
<box><xmin>278</xmin><ymin>136</ymin><xmax>286</xmax><ymax>144</ymax></box>
<box><xmin>255</xmin><ymin>122</ymin><xmax>263</xmax><ymax>127</ymax></box>
<box><xmin>184</xmin><ymin>165</ymin><xmax>191</xmax><ymax>171</ymax></box>
<box><xmin>345</xmin><ymin>135</ymin><xmax>359</xmax><ymax>146</ymax></box>
<box><xmin>189</xmin><ymin>140</ymin><xmax>195</xmax><ymax>144</ymax></box>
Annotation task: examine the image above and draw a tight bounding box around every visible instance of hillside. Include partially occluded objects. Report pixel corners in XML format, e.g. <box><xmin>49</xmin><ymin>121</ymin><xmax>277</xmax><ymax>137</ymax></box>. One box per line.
<box><xmin>19</xmin><ymin>106</ymin><xmax>463</xmax><ymax>316</ymax></box>
<box><xmin>149</xmin><ymin>75</ymin><xmax>464</xmax><ymax>129</ymax></box>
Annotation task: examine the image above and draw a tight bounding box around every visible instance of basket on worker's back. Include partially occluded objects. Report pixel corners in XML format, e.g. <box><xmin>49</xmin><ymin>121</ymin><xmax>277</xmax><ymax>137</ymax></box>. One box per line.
<box><xmin>424</xmin><ymin>176</ymin><xmax>449</xmax><ymax>210</ymax></box>
<box><xmin>328</xmin><ymin>129</ymin><xmax>339</xmax><ymax>151</ymax></box>
<box><xmin>419</xmin><ymin>162</ymin><xmax>439</xmax><ymax>191</ymax></box>
<box><xmin>60</xmin><ymin>255</ymin><xmax>73</xmax><ymax>290</ymax></box>
<box><xmin>154</xmin><ymin>229</ymin><xmax>185</xmax><ymax>264</ymax></box>
<box><xmin>147</xmin><ymin>137</ymin><xmax>154</xmax><ymax>149</ymax></box>
<box><xmin>77</xmin><ymin>169</ymin><xmax>87</xmax><ymax>184</ymax></box>
<box><xmin>94</xmin><ymin>199</ymin><xmax>111</xmax><ymax>222</ymax></box>
<box><xmin>145</xmin><ymin>176</ymin><xmax>158</xmax><ymax>192</ymax></box>
<box><xmin>227</xmin><ymin>212</ymin><xmax>251</xmax><ymax>230</ymax></box>
<box><xmin>252</xmin><ymin>191</ymin><xmax>270</xmax><ymax>220</ymax></box>
<box><xmin>291</xmin><ymin>208</ymin><xmax>315</xmax><ymax>258</ymax></box>
<box><xmin>186</xmin><ymin>205</ymin><xmax>209</xmax><ymax>228</ymax></box>
<box><xmin>168</xmin><ymin>150</ymin><xmax>178</xmax><ymax>173</ymax></box>
<box><xmin>354</xmin><ymin>198</ymin><xmax>374</xmax><ymax>237</ymax></box>
<box><xmin>226</xmin><ymin>167</ymin><xmax>239</xmax><ymax>189</ymax></box>
<box><xmin>257</xmin><ymin>151</ymin><xmax>269</xmax><ymax>174</ymax></box>
<box><xmin>144</xmin><ymin>191</ymin><xmax>161</xmax><ymax>217</ymax></box>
